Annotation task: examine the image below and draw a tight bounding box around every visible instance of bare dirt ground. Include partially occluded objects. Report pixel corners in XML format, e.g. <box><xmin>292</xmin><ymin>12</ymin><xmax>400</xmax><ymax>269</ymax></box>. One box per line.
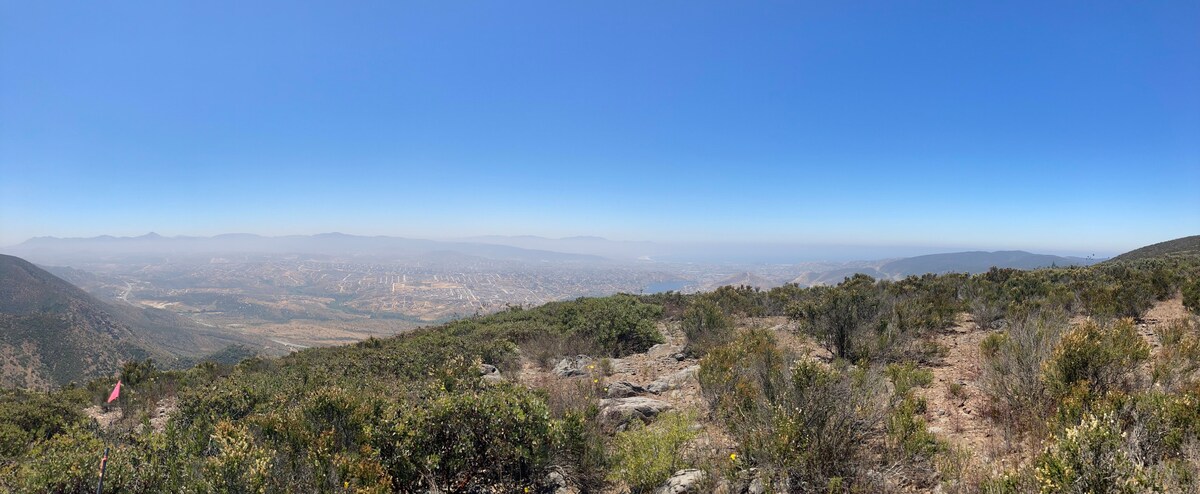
<box><xmin>917</xmin><ymin>313</ymin><xmax>1027</xmax><ymax>473</ymax></box>
<box><xmin>1140</xmin><ymin>296</ymin><xmax>1189</xmax><ymax>357</ymax></box>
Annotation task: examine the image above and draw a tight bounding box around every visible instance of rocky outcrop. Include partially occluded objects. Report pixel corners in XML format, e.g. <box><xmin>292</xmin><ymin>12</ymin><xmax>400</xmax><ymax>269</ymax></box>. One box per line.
<box><xmin>543</xmin><ymin>466</ymin><xmax>581</xmax><ymax>494</ymax></box>
<box><xmin>656</xmin><ymin>469</ymin><xmax>707</xmax><ymax>494</ymax></box>
<box><xmin>648</xmin><ymin>365</ymin><xmax>699</xmax><ymax>394</ymax></box>
<box><xmin>479</xmin><ymin>363</ymin><xmax>505</xmax><ymax>383</ymax></box>
<box><xmin>606</xmin><ymin>380</ymin><xmax>648</xmax><ymax>398</ymax></box>
<box><xmin>598</xmin><ymin>396</ymin><xmax>673</xmax><ymax>430</ymax></box>
<box><xmin>552</xmin><ymin>355</ymin><xmax>593</xmax><ymax>377</ymax></box>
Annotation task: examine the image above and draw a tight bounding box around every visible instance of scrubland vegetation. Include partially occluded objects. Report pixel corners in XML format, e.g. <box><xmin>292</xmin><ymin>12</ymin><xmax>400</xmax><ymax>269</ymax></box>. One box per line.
<box><xmin>2</xmin><ymin>256</ymin><xmax>1199</xmax><ymax>492</ymax></box>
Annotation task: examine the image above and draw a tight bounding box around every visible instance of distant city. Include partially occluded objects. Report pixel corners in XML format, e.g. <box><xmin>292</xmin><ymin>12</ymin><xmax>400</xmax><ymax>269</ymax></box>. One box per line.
<box><xmin>2</xmin><ymin>232</ymin><xmax>1098</xmax><ymax>351</ymax></box>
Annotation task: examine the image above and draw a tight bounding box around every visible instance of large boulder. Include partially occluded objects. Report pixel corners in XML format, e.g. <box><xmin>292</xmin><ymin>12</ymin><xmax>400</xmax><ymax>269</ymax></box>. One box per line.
<box><xmin>648</xmin><ymin>365</ymin><xmax>699</xmax><ymax>394</ymax></box>
<box><xmin>479</xmin><ymin>363</ymin><xmax>505</xmax><ymax>383</ymax></box>
<box><xmin>598</xmin><ymin>396</ymin><xmax>673</xmax><ymax>430</ymax></box>
<box><xmin>656</xmin><ymin>469</ymin><xmax>707</xmax><ymax>494</ymax></box>
<box><xmin>552</xmin><ymin>355</ymin><xmax>593</xmax><ymax>377</ymax></box>
<box><xmin>606</xmin><ymin>380</ymin><xmax>648</xmax><ymax>398</ymax></box>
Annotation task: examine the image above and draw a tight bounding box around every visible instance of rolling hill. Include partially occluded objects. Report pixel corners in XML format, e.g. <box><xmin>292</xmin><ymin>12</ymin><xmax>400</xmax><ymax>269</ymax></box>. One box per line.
<box><xmin>1108</xmin><ymin>235</ymin><xmax>1200</xmax><ymax>262</ymax></box>
<box><xmin>789</xmin><ymin>250</ymin><xmax>1095</xmax><ymax>286</ymax></box>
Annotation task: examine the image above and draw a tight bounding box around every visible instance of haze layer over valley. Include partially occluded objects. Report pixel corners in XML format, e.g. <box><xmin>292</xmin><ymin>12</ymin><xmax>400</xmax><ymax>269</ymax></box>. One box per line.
<box><xmin>4</xmin><ymin>232</ymin><xmax>1098</xmax><ymax>352</ymax></box>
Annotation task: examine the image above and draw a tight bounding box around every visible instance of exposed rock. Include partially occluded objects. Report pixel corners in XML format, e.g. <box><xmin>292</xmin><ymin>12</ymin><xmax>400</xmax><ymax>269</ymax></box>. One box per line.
<box><xmin>606</xmin><ymin>358</ymin><xmax>634</xmax><ymax>373</ymax></box>
<box><xmin>84</xmin><ymin>405</ymin><xmax>122</xmax><ymax>430</ymax></box>
<box><xmin>479</xmin><ymin>363</ymin><xmax>505</xmax><ymax>383</ymax></box>
<box><xmin>647</xmin><ymin>343</ymin><xmax>669</xmax><ymax>355</ymax></box>
<box><xmin>729</xmin><ymin>468</ymin><xmax>764</xmax><ymax>494</ymax></box>
<box><xmin>150</xmin><ymin>397</ymin><xmax>177</xmax><ymax>433</ymax></box>
<box><xmin>606</xmin><ymin>380</ymin><xmax>648</xmax><ymax>398</ymax></box>
<box><xmin>648</xmin><ymin>365</ymin><xmax>699</xmax><ymax>394</ymax></box>
<box><xmin>672</xmin><ymin>352</ymin><xmax>687</xmax><ymax>361</ymax></box>
<box><xmin>544</xmin><ymin>466</ymin><xmax>581</xmax><ymax>494</ymax></box>
<box><xmin>656</xmin><ymin>469</ymin><xmax>707</xmax><ymax>494</ymax></box>
<box><xmin>646</xmin><ymin>343</ymin><xmax>681</xmax><ymax>359</ymax></box>
<box><xmin>598</xmin><ymin>396</ymin><xmax>673</xmax><ymax>430</ymax></box>
<box><xmin>552</xmin><ymin>355</ymin><xmax>593</xmax><ymax>377</ymax></box>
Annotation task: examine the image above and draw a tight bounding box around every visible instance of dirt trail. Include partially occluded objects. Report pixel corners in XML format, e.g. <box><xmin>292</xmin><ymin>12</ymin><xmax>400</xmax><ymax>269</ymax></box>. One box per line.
<box><xmin>917</xmin><ymin>313</ymin><xmax>1024</xmax><ymax>470</ymax></box>
<box><xmin>1139</xmin><ymin>296</ymin><xmax>1189</xmax><ymax>357</ymax></box>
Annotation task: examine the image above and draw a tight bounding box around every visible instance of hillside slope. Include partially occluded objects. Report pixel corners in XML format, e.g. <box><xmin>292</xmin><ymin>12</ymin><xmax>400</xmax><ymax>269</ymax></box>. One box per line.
<box><xmin>879</xmin><ymin>250</ymin><xmax>1092</xmax><ymax>275</ymax></box>
<box><xmin>0</xmin><ymin>255</ymin><xmax>258</xmax><ymax>389</ymax></box>
<box><xmin>0</xmin><ymin>255</ymin><xmax>149</xmax><ymax>389</ymax></box>
<box><xmin>790</xmin><ymin>250</ymin><xmax>1092</xmax><ymax>286</ymax></box>
<box><xmin>1109</xmin><ymin>235</ymin><xmax>1200</xmax><ymax>262</ymax></box>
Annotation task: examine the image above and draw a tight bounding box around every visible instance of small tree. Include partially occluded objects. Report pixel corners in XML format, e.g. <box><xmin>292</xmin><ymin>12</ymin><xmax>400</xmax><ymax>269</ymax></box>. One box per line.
<box><xmin>682</xmin><ymin>299</ymin><xmax>733</xmax><ymax>357</ymax></box>
<box><xmin>789</xmin><ymin>274</ymin><xmax>882</xmax><ymax>361</ymax></box>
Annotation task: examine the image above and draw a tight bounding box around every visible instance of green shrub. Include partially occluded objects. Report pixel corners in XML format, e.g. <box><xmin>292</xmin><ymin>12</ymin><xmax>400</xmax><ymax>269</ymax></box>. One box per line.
<box><xmin>887</xmin><ymin>394</ymin><xmax>942</xmax><ymax>461</ymax></box>
<box><xmin>382</xmin><ymin>382</ymin><xmax>554</xmax><ymax>491</ymax></box>
<box><xmin>1151</xmin><ymin>318</ymin><xmax>1200</xmax><ymax>392</ymax></box>
<box><xmin>979</xmin><ymin>313</ymin><xmax>1066</xmax><ymax>431</ymax></box>
<box><xmin>789</xmin><ymin>274</ymin><xmax>883</xmax><ymax>361</ymax></box>
<box><xmin>204</xmin><ymin>420</ymin><xmax>274</xmax><ymax>494</ymax></box>
<box><xmin>553</xmin><ymin>403</ymin><xmax>609</xmax><ymax>491</ymax></box>
<box><xmin>884</xmin><ymin>274</ymin><xmax>966</xmax><ymax>332</ymax></box>
<box><xmin>561</xmin><ymin>295</ymin><xmax>665</xmax><ymax>356</ymax></box>
<box><xmin>608</xmin><ymin>412</ymin><xmax>697</xmax><ymax>492</ymax></box>
<box><xmin>699</xmin><ymin>329</ymin><xmax>788</xmax><ymax>419</ymax></box>
<box><xmin>885</xmin><ymin>362</ymin><xmax>933</xmax><ymax>397</ymax></box>
<box><xmin>1184</xmin><ymin>277</ymin><xmax>1200</xmax><ymax>315</ymax></box>
<box><xmin>1034</xmin><ymin>413</ymin><xmax>1153</xmax><ymax>494</ymax></box>
<box><xmin>884</xmin><ymin>362</ymin><xmax>940</xmax><ymax>463</ymax></box>
<box><xmin>682</xmin><ymin>299</ymin><xmax>734</xmax><ymax>357</ymax></box>
<box><xmin>0</xmin><ymin>388</ymin><xmax>89</xmax><ymax>458</ymax></box>
<box><xmin>2</xmin><ymin>423</ymin><xmax>103</xmax><ymax>493</ymax></box>
<box><xmin>700</xmin><ymin>331</ymin><xmax>884</xmax><ymax>490</ymax></box>
<box><xmin>1043</xmin><ymin>319</ymin><xmax>1149</xmax><ymax>399</ymax></box>
<box><xmin>1122</xmin><ymin>389</ymin><xmax>1200</xmax><ymax>466</ymax></box>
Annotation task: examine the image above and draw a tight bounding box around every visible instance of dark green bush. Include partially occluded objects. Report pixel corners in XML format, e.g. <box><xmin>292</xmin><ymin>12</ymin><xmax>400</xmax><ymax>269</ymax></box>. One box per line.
<box><xmin>0</xmin><ymin>387</ymin><xmax>89</xmax><ymax>458</ymax></box>
<box><xmin>1183</xmin><ymin>277</ymin><xmax>1200</xmax><ymax>315</ymax></box>
<box><xmin>789</xmin><ymin>274</ymin><xmax>883</xmax><ymax>361</ymax></box>
<box><xmin>700</xmin><ymin>330</ymin><xmax>885</xmax><ymax>490</ymax></box>
<box><xmin>682</xmin><ymin>299</ymin><xmax>734</xmax><ymax>357</ymax></box>
<box><xmin>382</xmin><ymin>382</ymin><xmax>555</xmax><ymax>491</ymax></box>
<box><xmin>561</xmin><ymin>295</ymin><xmax>664</xmax><ymax>356</ymax></box>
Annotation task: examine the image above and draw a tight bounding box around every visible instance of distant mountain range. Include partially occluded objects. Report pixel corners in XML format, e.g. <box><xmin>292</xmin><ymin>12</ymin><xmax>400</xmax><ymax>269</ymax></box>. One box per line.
<box><xmin>787</xmin><ymin>250</ymin><xmax>1097</xmax><ymax>287</ymax></box>
<box><xmin>7</xmin><ymin>232</ymin><xmax>606</xmax><ymax>264</ymax></box>
<box><xmin>0</xmin><ymin>254</ymin><xmax>252</xmax><ymax>389</ymax></box>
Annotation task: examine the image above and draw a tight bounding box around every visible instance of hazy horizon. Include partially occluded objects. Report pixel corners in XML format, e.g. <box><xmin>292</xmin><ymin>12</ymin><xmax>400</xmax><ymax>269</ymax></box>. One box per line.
<box><xmin>2</xmin><ymin>229</ymin><xmax>1122</xmax><ymax>261</ymax></box>
<box><xmin>3</xmin><ymin>2</ymin><xmax>1198</xmax><ymax>254</ymax></box>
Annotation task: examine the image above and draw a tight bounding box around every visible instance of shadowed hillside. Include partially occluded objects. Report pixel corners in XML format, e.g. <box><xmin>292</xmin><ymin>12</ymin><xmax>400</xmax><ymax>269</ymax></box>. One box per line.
<box><xmin>0</xmin><ymin>255</ymin><xmax>256</xmax><ymax>389</ymax></box>
<box><xmin>0</xmin><ymin>255</ymin><xmax>149</xmax><ymax>389</ymax></box>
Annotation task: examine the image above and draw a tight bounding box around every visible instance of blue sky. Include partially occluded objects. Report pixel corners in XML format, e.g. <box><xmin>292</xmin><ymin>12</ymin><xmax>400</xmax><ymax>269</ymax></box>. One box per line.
<box><xmin>2</xmin><ymin>1</ymin><xmax>1197</xmax><ymax>256</ymax></box>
